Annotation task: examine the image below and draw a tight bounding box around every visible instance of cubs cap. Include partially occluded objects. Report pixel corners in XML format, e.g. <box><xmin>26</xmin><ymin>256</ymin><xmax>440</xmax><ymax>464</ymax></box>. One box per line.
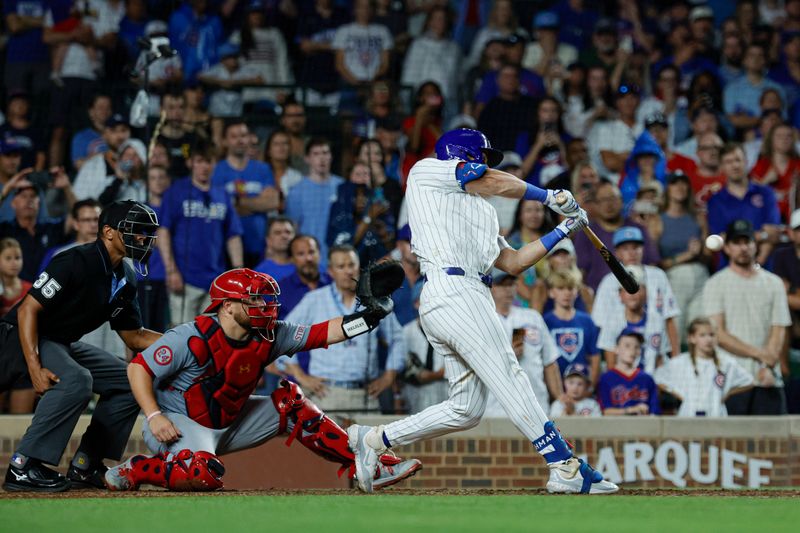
<box><xmin>617</xmin><ymin>327</ymin><xmax>645</xmax><ymax>345</ymax></box>
<box><xmin>0</xmin><ymin>138</ymin><xmax>24</xmax><ymax>155</ymax></box>
<box><xmin>218</xmin><ymin>42</ymin><xmax>240</xmax><ymax>58</ymax></box>
<box><xmin>790</xmin><ymin>209</ymin><xmax>800</xmax><ymax>230</ymax></box>
<box><xmin>564</xmin><ymin>363</ymin><xmax>590</xmax><ymax>381</ymax></box>
<box><xmin>613</xmin><ymin>226</ymin><xmax>644</xmax><ymax>247</ymax></box>
<box><xmin>534</xmin><ymin>11</ymin><xmax>559</xmax><ymax>29</ymax></box>
<box><xmin>725</xmin><ymin>219</ymin><xmax>754</xmax><ymax>242</ymax></box>
<box><xmin>105</xmin><ymin>113</ymin><xmax>129</xmax><ymax>128</ymax></box>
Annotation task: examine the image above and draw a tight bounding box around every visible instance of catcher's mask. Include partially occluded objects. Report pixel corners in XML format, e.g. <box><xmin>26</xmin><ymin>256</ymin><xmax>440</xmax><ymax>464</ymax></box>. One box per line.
<box><xmin>99</xmin><ymin>200</ymin><xmax>159</xmax><ymax>276</ymax></box>
<box><xmin>434</xmin><ymin>128</ymin><xmax>503</xmax><ymax>167</ymax></box>
<box><xmin>204</xmin><ymin>268</ymin><xmax>281</xmax><ymax>341</ymax></box>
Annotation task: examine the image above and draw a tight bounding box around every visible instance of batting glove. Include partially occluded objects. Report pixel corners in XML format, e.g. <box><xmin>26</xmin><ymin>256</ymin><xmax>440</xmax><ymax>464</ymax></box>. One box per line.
<box><xmin>555</xmin><ymin>208</ymin><xmax>589</xmax><ymax>237</ymax></box>
<box><xmin>545</xmin><ymin>189</ymin><xmax>580</xmax><ymax>217</ymax></box>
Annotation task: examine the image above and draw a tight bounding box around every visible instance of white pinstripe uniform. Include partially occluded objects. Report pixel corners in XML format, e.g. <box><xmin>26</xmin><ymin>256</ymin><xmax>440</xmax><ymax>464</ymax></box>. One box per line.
<box><xmin>484</xmin><ymin>307</ymin><xmax>559</xmax><ymax>418</ymax></box>
<box><xmin>382</xmin><ymin>158</ymin><xmax>552</xmax><ymax>446</ymax></box>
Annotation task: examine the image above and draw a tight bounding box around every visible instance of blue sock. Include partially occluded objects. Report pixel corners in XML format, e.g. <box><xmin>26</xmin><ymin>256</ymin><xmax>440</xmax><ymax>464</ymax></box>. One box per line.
<box><xmin>532</xmin><ymin>421</ymin><xmax>573</xmax><ymax>464</ymax></box>
<box><xmin>382</xmin><ymin>431</ymin><xmax>392</xmax><ymax>449</ymax></box>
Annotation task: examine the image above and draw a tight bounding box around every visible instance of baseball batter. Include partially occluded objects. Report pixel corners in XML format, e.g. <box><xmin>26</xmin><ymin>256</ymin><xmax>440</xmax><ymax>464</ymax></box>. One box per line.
<box><xmin>104</xmin><ymin>268</ymin><xmax>420</xmax><ymax>491</ymax></box>
<box><xmin>348</xmin><ymin>128</ymin><xmax>618</xmax><ymax>494</ymax></box>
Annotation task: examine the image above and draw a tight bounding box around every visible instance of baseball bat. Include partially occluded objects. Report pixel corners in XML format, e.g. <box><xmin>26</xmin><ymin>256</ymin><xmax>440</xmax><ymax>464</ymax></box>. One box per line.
<box><xmin>553</xmin><ymin>192</ymin><xmax>639</xmax><ymax>294</ymax></box>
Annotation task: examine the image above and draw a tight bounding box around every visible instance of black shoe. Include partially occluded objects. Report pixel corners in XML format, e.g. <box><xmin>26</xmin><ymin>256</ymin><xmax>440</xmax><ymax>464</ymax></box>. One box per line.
<box><xmin>3</xmin><ymin>460</ymin><xmax>70</xmax><ymax>492</ymax></box>
<box><xmin>67</xmin><ymin>462</ymin><xmax>109</xmax><ymax>490</ymax></box>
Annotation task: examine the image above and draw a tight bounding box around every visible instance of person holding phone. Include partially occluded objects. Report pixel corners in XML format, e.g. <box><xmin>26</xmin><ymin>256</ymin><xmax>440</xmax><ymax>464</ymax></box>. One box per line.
<box><xmin>520</xmin><ymin>96</ymin><xmax>567</xmax><ymax>185</ymax></box>
<box><xmin>401</xmin><ymin>82</ymin><xmax>444</xmax><ymax>181</ymax></box>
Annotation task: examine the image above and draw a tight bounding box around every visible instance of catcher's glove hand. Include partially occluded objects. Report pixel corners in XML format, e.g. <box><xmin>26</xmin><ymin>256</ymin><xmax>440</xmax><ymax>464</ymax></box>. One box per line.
<box><xmin>342</xmin><ymin>260</ymin><xmax>405</xmax><ymax>339</ymax></box>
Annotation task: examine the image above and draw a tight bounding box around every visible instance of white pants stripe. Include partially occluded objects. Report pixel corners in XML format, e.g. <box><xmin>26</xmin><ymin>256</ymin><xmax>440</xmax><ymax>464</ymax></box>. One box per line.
<box><xmin>384</xmin><ymin>276</ymin><xmax>550</xmax><ymax>446</ymax></box>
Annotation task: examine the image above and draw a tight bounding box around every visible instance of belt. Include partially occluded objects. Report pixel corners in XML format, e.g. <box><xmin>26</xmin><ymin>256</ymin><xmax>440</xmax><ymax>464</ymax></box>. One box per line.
<box><xmin>328</xmin><ymin>380</ymin><xmax>366</xmax><ymax>389</ymax></box>
<box><xmin>423</xmin><ymin>267</ymin><xmax>493</xmax><ymax>287</ymax></box>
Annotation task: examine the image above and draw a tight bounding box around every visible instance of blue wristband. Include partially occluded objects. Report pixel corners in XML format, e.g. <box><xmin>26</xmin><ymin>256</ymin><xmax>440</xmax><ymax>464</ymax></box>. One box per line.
<box><xmin>540</xmin><ymin>227</ymin><xmax>566</xmax><ymax>252</ymax></box>
<box><xmin>524</xmin><ymin>183</ymin><xmax>548</xmax><ymax>203</ymax></box>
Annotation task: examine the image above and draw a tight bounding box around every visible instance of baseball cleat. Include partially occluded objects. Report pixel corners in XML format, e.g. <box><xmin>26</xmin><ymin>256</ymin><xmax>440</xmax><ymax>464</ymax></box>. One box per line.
<box><xmin>373</xmin><ymin>457</ymin><xmax>422</xmax><ymax>490</ymax></box>
<box><xmin>347</xmin><ymin>424</ymin><xmax>380</xmax><ymax>493</ymax></box>
<box><xmin>67</xmin><ymin>462</ymin><xmax>109</xmax><ymax>490</ymax></box>
<box><xmin>546</xmin><ymin>457</ymin><xmax>619</xmax><ymax>494</ymax></box>
<box><xmin>104</xmin><ymin>457</ymin><xmax>140</xmax><ymax>491</ymax></box>
<box><xmin>3</xmin><ymin>460</ymin><xmax>70</xmax><ymax>492</ymax></box>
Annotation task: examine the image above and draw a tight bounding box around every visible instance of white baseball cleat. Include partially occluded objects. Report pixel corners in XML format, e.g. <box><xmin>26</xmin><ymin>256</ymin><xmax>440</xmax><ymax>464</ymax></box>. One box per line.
<box><xmin>373</xmin><ymin>457</ymin><xmax>422</xmax><ymax>490</ymax></box>
<box><xmin>347</xmin><ymin>424</ymin><xmax>381</xmax><ymax>493</ymax></box>
<box><xmin>104</xmin><ymin>457</ymin><xmax>138</xmax><ymax>491</ymax></box>
<box><xmin>546</xmin><ymin>457</ymin><xmax>619</xmax><ymax>494</ymax></box>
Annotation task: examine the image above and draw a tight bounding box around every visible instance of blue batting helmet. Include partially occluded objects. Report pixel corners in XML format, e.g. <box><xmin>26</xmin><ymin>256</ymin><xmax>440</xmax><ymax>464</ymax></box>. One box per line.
<box><xmin>435</xmin><ymin>128</ymin><xmax>504</xmax><ymax>167</ymax></box>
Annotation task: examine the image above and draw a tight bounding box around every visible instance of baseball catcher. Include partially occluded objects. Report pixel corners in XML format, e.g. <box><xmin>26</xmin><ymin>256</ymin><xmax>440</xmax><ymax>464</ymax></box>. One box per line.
<box><xmin>105</xmin><ymin>266</ymin><xmax>418</xmax><ymax>491</ymax></box>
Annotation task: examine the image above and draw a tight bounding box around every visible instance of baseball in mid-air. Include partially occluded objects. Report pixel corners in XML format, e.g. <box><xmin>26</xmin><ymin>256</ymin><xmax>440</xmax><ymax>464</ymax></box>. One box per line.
<box><xmin>705</xmin><ymin>234</ymin><xmax>724</xmax><ymax>252</ymax></box>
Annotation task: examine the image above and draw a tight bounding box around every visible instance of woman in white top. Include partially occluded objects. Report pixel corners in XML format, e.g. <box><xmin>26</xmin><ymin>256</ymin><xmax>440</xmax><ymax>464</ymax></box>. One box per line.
<box><xmin>264</xmin><ymin>129</ymin><xmax>303</xmax><ymax>198</ymax></box>
<box><xmin>655</xmin><ymin>318</ymin><xmax>754</xmax><ymax>417</ymax></box>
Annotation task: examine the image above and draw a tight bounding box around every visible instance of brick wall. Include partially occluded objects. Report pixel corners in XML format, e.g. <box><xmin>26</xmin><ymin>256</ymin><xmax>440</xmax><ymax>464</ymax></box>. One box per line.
<box><xmin>2</xmin><ymin>416</ymin><xmax>798</xmax><ymax>490</ymax></box>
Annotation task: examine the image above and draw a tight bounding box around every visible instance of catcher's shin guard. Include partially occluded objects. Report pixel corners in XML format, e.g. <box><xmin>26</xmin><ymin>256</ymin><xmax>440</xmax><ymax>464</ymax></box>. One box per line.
<box><xmin>270</xmin><ymin>379</ymin><xmax>402</xmax><ymax>478</ymax></box>
<box><xmin>166</xmin><ymin>450</ymin><xmax>225</xmax><ymax>491</ymax></box>
<box><xmin>106</xmin><ymin>450</ymin><xmax>224</xmax><ymax>491</ymax></box>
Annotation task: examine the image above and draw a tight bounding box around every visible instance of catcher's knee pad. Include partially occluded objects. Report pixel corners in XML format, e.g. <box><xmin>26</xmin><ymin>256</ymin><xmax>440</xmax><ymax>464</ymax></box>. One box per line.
<box><xmin>166</xmin><ymin>449</ymin><xmax>225</xmax><ymax>492</ymax></box>
<box><xmin>112</xmin><ymin>454</ymin><xmax>170</xmax><ymax>490</ymax></box>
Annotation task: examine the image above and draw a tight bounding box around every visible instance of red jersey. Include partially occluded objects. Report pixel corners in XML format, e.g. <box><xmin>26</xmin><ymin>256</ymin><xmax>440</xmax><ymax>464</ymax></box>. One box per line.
<box><xmin>750</xmin><ymin>157</ymin><xmax>800</xmax><ymax>221</ymax></box>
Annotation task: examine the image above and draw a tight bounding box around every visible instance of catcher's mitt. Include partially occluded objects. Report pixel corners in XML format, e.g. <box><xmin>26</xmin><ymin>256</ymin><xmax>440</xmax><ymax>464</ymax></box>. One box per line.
<box><xmin>356</xmin><ymin>260</ymin><xmax>405</xmax><ymax>317</ymax></box>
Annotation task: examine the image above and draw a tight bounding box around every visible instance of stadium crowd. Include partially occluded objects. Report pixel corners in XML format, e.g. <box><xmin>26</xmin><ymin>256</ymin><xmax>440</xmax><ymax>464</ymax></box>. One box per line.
<box><xmin>0</xmin><ymin>0</ymin><xmax>798</xmax><ymax>417</ymax></box>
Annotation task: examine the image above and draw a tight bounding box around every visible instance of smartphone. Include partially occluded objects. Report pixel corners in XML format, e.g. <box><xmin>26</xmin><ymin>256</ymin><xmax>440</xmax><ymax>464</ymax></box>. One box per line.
<box><xmin>26</xmin><ymin>171</ymin><xmax>53</xmax><ymax>189</ymax></box>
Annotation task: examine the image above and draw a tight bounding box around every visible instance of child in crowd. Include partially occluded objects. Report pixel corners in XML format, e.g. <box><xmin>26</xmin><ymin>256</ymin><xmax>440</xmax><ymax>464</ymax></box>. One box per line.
<box><xmin>0</xmin><ymin>237</ymin><xmax>34</xmax><ymax>413</ymax></box>
<box><xmin>550</xmin><ymin>363</ymin><xmax>602</xmax><ymax>417</ymax></box>
<box><xmin>597</xmin><ymin>329</ymin><xmax>661</xmax><ymax>415</ymax></box>
<box><xmin>544</xmin><ymin>270</ymin><xmax>601</xmax><ymax>385</ymax></box>
<box><xmin>0</xmin><ymin>238</ymin><xmax>31</xmax><ymax>316</ymax></box>
<box><xmin>655</xmin><ymin>318</ymin><xmax>754</xmax><ymax>417</ymax></box>
<box><xmin>596</xmin><ymin>266</ymin><xmax>668</xmax><ymax>373</ymax></box>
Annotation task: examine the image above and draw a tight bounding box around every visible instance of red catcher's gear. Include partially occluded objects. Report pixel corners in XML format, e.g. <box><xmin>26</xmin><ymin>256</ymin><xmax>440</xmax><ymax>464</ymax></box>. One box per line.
<box><xmin>183</xmin><ymin>315</ymin><xmax>272</xmax><ymax>428</ymax></box>
<box><xmin>109</xmin><ymin>450</ymin><xmax>225</xmax><ymax>491</ymax></box>
<box><xmin>270</xmin><ymin>379</ymin><xmax>401</xmax><ymax>479</ymax></box>
<box><xmin>204</xmin><ymin>268</ymin><xmax>280</xmax><ymax>340</ymax></box>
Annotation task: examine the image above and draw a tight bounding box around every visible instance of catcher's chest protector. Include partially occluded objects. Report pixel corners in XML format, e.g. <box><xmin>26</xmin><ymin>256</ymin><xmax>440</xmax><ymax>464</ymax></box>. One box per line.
<box><xmin>183</xmin><ymin>315</ymin><xmax>272</xmax><ymax>428</ymax></box>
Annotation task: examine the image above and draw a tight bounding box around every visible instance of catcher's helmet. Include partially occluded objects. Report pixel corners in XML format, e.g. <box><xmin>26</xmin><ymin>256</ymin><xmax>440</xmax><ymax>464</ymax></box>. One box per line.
<box><xmin>204</xmin><ymin>268</ymin><xmax>281</xmax><ymax>340</ymax></box>
<box><xmin>434</xmin><ymin>128</ymin><xmax>503</xmax><ymax>167</ymax></box>
<box><xmin>100</xmin><ymin>200</ymin><xmax>159</xmax><ymax>276</ymax></box>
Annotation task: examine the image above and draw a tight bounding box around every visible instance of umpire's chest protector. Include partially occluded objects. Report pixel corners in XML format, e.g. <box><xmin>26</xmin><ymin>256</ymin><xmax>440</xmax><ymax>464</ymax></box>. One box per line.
<box><xmin>183</xmin><ymin>316</ymin><xmax>272</xmax><ymax>429</ymax></box>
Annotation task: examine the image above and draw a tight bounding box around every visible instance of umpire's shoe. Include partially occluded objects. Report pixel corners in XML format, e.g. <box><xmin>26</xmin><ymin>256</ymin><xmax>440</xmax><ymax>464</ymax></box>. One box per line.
<box><xmin>67</xmin><ymin>462</ymin><xmax>109</xmax><ymax>490</ymax></box>
<box><xmin>3</xmin><ymin>459</ymin><xmax>70</xmax><ymax>492</ymax></box>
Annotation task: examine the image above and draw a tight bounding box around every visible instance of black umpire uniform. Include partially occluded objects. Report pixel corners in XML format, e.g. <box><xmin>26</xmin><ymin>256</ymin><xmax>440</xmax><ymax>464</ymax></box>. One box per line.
<box><xmin>0</xmin><ymin>201</ymin><xmax>160</xmax><ymax>492</ymax></box>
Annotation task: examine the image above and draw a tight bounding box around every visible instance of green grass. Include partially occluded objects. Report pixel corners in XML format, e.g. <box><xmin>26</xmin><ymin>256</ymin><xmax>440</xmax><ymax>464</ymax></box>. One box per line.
<box><xmin>1</xmin><ymin>495</ymin><xmax>798</xmax><ymax>533</ymax></box>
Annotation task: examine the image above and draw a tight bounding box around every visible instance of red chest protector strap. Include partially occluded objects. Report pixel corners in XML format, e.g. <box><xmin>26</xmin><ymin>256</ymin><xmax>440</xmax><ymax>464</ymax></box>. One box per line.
<box><xmin>183</xmin><ymin>315</ymin><xmax>272</xmax><ymax>428</ymax></box>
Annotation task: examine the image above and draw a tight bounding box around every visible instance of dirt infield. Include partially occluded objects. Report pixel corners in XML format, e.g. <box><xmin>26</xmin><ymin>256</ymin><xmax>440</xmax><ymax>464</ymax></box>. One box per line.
<box><xmin>2</xmin><ymin>488</ymin><xmax>799</xmax><ymax>499</ymax></box>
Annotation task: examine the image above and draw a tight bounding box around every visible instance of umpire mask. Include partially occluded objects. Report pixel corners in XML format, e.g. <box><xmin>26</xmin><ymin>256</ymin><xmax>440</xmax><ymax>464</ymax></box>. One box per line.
<box><xmin>101</xmin><ymin>200</ymin><xmax>159</xmax><ymax>276</ymax></box>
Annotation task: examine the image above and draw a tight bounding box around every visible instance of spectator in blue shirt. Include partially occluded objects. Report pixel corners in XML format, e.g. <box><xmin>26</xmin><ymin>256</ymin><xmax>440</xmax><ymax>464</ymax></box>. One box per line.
<box><xmin>168</xmin><ymin>0</ymin><xmax>224</xmax><ymax>82</ymax></box>
<box><xmin>157</xmin><ymin>140</ymin><xmax>244</xmax><ymax>326</ymax></box>
<box><xmin>277</xmin><ymin>235</ymin><xmax>332</xmax><ymax>320</ymax></box>
<box><xmin>212</xmin><ymin>120</ymin><xmax>279</xmax><ymax>266</ymax></box>
<box><xmin>724</xmin><ymin>43</ymin><xmax>786</xmax><ymax>133</ymax></box>
<box><xmin>707</xmin><ymin>143</ymin><xmax>782</xmax><ymax>267</ymax></box>
<box><xmin>0</xmin><ymin>92</ymin><xmax>46</xmax><ymax>171</ymax></box>
<box><xmin>277</xmin><ymin>244</ymin><xmax>405</xmax><ymax>415</ymax></box>
<box><xmin>768</xmin><ymin>32</ymin><xmax>800</xmax><ymax>115</ymax></box>
<box><xmin>3</xmin><ymin>0</ymin><xmax>50</xmax><ymax>97</ymax></box>
<box><xmin>544</xmin><ymin>270</ymin><xmax>601</xmax><ymax>386</ymax></box>
<box><xmin>254</xmin><ymin>216</ymin><xmax>296</xmax><ymax>282</ymax></box>
<box><xmin>70</xmin><ymin>94</ymin><xmax>112</xmax><ymax>170</ymax></box>
<box><xmin>118</xmin><ymin>0</ymin><xmax>149</xmax><ymax>64</ymax></box>
<box><xmin>285</xmin><ymin>138</ymin><xmax>343</xmax><ymax>269</ymax></box>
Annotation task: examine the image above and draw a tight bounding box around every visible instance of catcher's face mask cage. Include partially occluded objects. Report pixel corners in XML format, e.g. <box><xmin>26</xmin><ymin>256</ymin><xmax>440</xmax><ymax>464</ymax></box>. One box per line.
<box><xmin>206</xmin><ymin>269</ymin><xmax>281</xmax><ymax>341</ymax></box>
<box><xmin>117</xmin><ymin>203</ymin><xmax>159</xmax><ymax>277</ymax></box>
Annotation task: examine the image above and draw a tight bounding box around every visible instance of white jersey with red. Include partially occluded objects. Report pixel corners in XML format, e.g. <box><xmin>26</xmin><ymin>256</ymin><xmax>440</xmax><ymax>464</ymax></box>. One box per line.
<box><xmin>131</xmin><ymin>315</ymin><xmax>329</xmax><ymax>429</ymax></box>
